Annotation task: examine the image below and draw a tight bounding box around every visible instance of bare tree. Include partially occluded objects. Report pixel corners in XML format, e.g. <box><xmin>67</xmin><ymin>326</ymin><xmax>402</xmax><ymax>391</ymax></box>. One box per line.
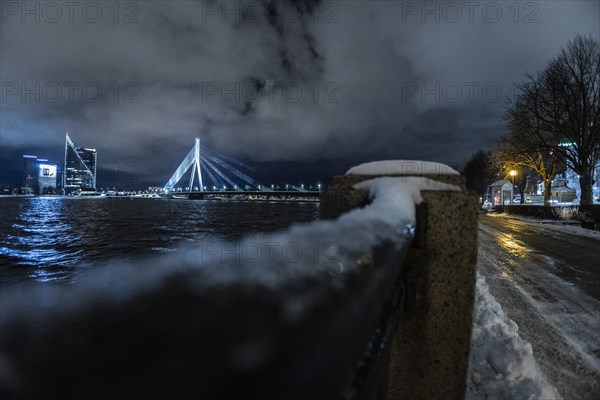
<box><xmin>537</xmin><ymin>35</ymin><xmax>600</xmax><ymax>205</ymax></box>
<box><xmin>502</xmin><ymin>78</ymin><xmax>564</xmax><ymax>205</ymax></box>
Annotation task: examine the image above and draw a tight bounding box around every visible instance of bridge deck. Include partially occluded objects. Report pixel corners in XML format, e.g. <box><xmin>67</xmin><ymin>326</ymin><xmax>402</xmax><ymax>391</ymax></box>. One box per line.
<box><xmin>187</xmin><ymin>190</ymin><xmax>321</xmax><ymax>199</ymax></box>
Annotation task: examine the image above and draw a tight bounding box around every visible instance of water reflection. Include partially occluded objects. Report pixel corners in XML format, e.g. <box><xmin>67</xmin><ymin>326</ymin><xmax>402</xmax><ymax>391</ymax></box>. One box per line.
<box><xmin>496</xmin><ymin>232</ymin><xmax>531</xmax><ymax>259</ymax></box>
<box><xmin>0</xmin><ymin>197</ymin><xmax>320</xmax><ymax>285</ymax></box>
<box><xmin>1</xmin><ymin>197</ymin><xmax>78</xmax><ymax>282</ymax></box>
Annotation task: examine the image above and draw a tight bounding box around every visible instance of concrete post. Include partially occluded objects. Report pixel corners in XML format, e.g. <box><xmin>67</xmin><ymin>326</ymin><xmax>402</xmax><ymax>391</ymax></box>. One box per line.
<box><xmin>320</xmin><ymin>172</ymin><xmax>478</xmax><ymax>400</ymax></box>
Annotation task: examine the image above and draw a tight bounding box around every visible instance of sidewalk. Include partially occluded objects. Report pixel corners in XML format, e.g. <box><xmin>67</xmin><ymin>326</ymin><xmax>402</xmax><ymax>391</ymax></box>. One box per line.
<box><xmin>483</xmin><ymin>212</ymin><xmax>600</xmax><ymax>241</ymax></box>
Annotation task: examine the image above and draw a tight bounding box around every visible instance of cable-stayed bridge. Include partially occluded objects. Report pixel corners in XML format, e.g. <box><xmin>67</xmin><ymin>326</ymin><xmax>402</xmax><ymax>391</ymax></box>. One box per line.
<box><xmin>163</xmin><ymin>138</ymin><xmax>318</xmax><ymax>198</ymax></box>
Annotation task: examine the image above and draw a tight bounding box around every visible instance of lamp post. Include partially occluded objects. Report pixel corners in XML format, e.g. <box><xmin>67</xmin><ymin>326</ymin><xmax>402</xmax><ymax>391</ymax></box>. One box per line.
<box><xmin>510</xmin><ymin>170</ymin><xmax>517</xmax><ymax>204</ymax></box>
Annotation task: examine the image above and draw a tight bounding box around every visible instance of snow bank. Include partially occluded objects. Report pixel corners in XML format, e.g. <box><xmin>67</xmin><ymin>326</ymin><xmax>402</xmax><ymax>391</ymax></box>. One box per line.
<box><xmin>346</xmin><ymin>160</ymin><xmax>459</xmax><ymax>176</ymax></box>
<box><xmin>467</xmin><ymin>274</ymin><xmax>562</xmax><ymax>400</ymax></box>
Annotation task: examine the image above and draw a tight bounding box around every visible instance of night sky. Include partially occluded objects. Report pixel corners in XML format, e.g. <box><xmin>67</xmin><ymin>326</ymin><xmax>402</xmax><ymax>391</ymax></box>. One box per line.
<box><xmin>1</xmin><ymin>0</ymin><xmax>599</xmax><ymax>187</ymax></box>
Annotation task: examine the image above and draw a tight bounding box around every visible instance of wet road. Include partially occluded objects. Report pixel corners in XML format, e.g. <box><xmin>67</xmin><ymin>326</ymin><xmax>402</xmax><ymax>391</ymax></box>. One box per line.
<box><xmin>478</xmin><ymin>214</ymin><xmax>600</xmax><ymax>399</ymax></box>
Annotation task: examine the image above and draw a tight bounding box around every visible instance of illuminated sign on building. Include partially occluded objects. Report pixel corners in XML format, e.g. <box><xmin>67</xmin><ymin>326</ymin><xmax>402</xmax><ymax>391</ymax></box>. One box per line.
<box><xmin>38</xmin><ymin>164</ymin><xmax>57</xmax><ymax>178</ymax></box>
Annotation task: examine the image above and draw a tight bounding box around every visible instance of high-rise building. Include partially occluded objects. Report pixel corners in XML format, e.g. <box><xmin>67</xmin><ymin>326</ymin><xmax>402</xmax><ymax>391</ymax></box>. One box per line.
<box><xmin>63</xmin><ymin>133</ymin><xmax>97</xmax><ymax>194</ymax></box>
<box><xmin>22</xmin><ymin>155</ymin><xmax>38</xmax><ymax>194</ymax></box>
<box><xmin>21</xmin><ymin>156</ymin><xmax>59</xmax><ymax>194</ymax></box>
<box><xmin>37</xmin><ymin>160</ymin><xmax>58</xmax><ymax>194</ymax></box>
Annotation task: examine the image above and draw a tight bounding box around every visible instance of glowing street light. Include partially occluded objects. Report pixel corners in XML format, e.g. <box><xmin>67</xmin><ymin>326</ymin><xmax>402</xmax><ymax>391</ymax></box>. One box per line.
<box><xmin>509</xmin><ymin>170</ymin><xmax>517</xmax><ymax>204</ymax></box>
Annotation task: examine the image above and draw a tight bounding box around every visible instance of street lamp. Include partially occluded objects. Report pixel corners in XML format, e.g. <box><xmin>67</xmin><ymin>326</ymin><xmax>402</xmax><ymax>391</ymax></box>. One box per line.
<box><xmin>509</xmin><ymin>170</ymin><xmax>517</xmax><ymax>204</ymax></box>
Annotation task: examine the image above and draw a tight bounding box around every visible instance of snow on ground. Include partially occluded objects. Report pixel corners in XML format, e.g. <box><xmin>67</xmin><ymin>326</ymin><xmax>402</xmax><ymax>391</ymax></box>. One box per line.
<box><xmin>485</xmin><ymin>212</ymin><xmax>600</xmax><ymax>240</ymax></box>
<box><xmin>355</xmin><ymin>177</ymin><xmax>564</xmax><ymax>399</ymax></box>
<box><xmin>346</xmin><ymin>160</ymin><xmax>459</xmax><ymax>176</ymax></box>
<box><xmin>467</xmin><ymin>274</ymin><xmax>562</xmax><ymax>400</ymax></box>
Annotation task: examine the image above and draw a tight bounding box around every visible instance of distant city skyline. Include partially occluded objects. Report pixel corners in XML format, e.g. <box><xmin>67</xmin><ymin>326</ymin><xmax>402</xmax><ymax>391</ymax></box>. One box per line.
<box><xmin>3</xmin><ymin>133</ymin><xmax>344</xmax><ymax>191</ymax></box>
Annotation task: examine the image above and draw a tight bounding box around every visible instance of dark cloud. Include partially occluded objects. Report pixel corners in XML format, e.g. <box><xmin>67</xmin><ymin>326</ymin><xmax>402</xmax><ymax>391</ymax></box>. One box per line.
<box><xmin>1</xmin><ymin>0</ymin><xmax>598</xmax><ymax>185</ymax></box>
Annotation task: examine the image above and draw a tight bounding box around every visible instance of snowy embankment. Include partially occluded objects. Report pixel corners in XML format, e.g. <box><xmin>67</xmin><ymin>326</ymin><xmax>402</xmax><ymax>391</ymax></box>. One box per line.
<box><xmin>467</xmin><ymin>274</ymin><xmax>562</xmax><ymax>400</ymax></box>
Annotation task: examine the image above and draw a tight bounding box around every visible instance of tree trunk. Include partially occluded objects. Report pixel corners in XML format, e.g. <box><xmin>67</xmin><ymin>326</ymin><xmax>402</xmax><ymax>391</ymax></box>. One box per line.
<box><xmin>579</xmin><ymin>172</ymin><xmax>594</xmax><ymax>206</ymax></box>
<box><xmin>543</xmin><ymin>179</ymin><xmax>552</xmax><ymax>206</ymax></box>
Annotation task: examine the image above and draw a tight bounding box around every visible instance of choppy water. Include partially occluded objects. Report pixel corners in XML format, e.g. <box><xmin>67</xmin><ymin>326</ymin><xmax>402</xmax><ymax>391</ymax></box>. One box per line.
<box><xmin>0</xmin><ymin>197</ymin><xmax>319</xmax><ymax>285</ymax></box>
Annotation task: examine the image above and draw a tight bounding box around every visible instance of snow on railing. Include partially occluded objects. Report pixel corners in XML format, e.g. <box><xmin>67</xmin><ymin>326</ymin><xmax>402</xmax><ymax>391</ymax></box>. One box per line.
<box><xmin>0</xmin><ymin>170</ymin><xmax>463</xmax><ymax>400</ymax></box>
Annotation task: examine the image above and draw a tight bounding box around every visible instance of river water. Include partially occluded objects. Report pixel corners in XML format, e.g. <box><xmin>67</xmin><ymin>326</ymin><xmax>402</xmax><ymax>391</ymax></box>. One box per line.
<box><xmin>0</xmin><ymin>197</ymin><xmax>319</xmax><ymax>286</ymax></box>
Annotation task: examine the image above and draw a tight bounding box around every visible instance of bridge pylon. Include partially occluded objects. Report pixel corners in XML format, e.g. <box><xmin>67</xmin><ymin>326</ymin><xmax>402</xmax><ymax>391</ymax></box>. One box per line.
<box><xmin>164</xmin><ymin>138</ymin><xmax>204</xmax><ymax>192</ymax></box>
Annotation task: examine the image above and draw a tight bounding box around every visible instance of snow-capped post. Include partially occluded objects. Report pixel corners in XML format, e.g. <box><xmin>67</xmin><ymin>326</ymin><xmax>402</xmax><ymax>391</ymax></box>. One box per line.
<box><xmin>321</xmin><ymin>160</ymin><xmax>479</xmax><ymax>400</ymax></box>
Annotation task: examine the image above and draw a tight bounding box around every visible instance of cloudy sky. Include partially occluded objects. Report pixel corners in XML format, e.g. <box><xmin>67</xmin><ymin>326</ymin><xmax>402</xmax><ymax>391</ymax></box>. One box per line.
<box><xmin>1</xmin><ymin>0</ymin><xmax>599</xmax><ymax>186</ymax></box>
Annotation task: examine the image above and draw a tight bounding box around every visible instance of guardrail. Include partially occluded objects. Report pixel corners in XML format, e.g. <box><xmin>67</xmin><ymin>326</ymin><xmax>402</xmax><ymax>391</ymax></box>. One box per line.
<box><xmin>0</xmin><ymin>166</ymin><xmax>478</xmax><ymax>400</ymax></box>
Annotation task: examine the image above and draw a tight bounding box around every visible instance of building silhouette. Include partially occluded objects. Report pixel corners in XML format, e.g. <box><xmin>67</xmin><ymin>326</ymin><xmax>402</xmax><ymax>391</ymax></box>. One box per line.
<box><xmin>37</xmin><ymin>160</ymin><xmax>58</xmax><ymax>194</ymax></box>
<box><xmin>63</xmin><ymin>133</ymin><xmax>97</xmax><ymax>194</ymax></box>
